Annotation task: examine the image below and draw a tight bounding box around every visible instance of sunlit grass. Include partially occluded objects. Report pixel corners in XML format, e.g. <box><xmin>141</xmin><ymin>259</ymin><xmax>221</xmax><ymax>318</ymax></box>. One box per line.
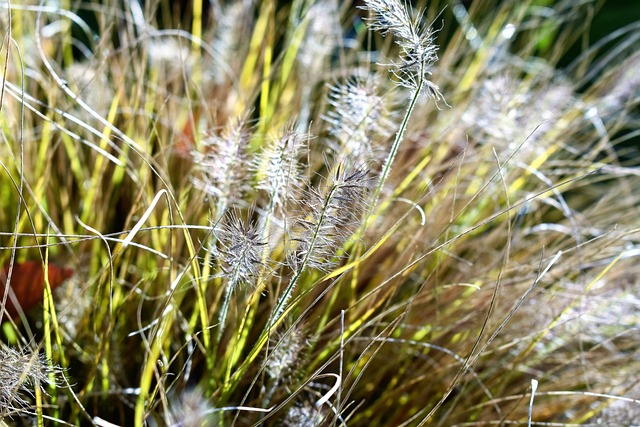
<box><xmin>0</xmin><ymin>0</ymin><xmax>638</xmax><ymax>425</ymax></box>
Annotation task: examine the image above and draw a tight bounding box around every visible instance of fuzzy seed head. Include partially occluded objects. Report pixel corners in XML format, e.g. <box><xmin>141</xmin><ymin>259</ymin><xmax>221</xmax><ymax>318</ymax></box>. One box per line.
<box><xmin>325</xmin><ymin>75</ymin><xmax>395</xmax><ymax>163</ymax></box>
<box><xmin>281</xmin><ymin>403</ymin><xmax>324</xmax><ymax>427</ymax></box>
<box><xmin>192</xmin><ymin>118</ymin><xmax>251</xmax><ymax>213</ymax></box>
<box><xmin>291</xmin><ymin>164</ymin><xmax>373</xmax><ymax>272</ymax></box>
<box><xmin>360</xmin><ymin>0</ymin><xmax>443</xmax><ymax>99</ymax></box>
<box><xmin>598</xmin><ymin>51</ymin><xmax>640</xmax><ymax>115</ymax></box>
<box><xmin>167</xmin><ymin>389</ymin><xmax>215</xmax><ymax>427</ymax></box>
<box><xmin>212</xmin><ymin>211</ymin><xmax>266</xmax><ymax>290</ymax></box>
<box><xmin>266</xmin><ymin>328</ymin><xmax>305</xmax><ymax>381</ymax></box>
<box><xmin>462</xmin><ymin>73</ymin><xmax>574</xmax><ymax>153</ymax></box>
<box><xmin>298</xmin><ymin>0</ymin><xmax>341</xmax><ymax>75</ymax></box>
<box><xmin>253</xmin><ymin>124</ymin><xmax>308</xmax><ymax>210</ymax></box>
<box><xmin>212</xmin><ymin>2</ymin><xmax>247</xmax><ymax>85</ymax></box>
<box><xmin>0</xmin><ymin>346</ymin><xmax>59</xmax><ymax>413</ymax></box>
<box><xmin>147</xmin><ymin>39</ymin><xmax>193</xmax><ymax>80</ymax></box>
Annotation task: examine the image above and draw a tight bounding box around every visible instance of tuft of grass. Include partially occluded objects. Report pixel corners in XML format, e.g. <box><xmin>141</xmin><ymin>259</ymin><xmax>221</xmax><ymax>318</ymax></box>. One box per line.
<box><xmin>0</xmin><ymin>0</ymin><xmax>639</xmax><ymax>425</ymax></box>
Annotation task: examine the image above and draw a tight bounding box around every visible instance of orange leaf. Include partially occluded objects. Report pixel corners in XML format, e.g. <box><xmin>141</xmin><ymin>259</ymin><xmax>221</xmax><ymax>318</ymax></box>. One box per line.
<box><xmin>0</xmin><ymin>261</ymin><xmax>74</xmax><ymax>321</ymax></box>
<box><xmin>174</xmin><ymin>109</ymin><xmax>200</xmax><ymax>160</ymax></box>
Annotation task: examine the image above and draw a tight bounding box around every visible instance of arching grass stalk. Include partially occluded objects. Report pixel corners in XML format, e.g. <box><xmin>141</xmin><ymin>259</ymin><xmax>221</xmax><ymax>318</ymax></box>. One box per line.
<box><xmin>223</xmin><ymin>127</ymin><xmax>307</xmax><ymax>380</ymax></box>
<box><xmin>343</xmin><ymin>0</ymin><xmax>444</xmax><ymax>319</ymax></box>
<box><xmin>270</xmin><ymin>164</ymin><xmax>372</xmax><ymax>327</ymax></box>
<box><xmin>360</xmin><ymin>0</ymin><xmax>445</xmax><ymax>210</ymax></box>
<box><xmin>371</xmin><ymin>68</ymin><xmax>424</xmax><ymax>209</ymax></box>
<box><xmin>190</xmin><ymin>118</ymin><xmax>252</xmax><ymax>344</ymax></box>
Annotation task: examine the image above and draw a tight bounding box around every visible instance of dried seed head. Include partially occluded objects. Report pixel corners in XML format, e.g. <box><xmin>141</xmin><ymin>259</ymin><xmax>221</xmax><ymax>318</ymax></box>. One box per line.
<box><xmin>54</xmin><ymin>274</ymin><xmax>88</xmax><ymax>339</ymax></box>
<box><xmin>167</xmin><ymin>388</ymin><xmax>215</xmax><ymax>427</ymax></box>
<box><xmin>212</xmin><ymin>2</ymin><xmax>247</xmax><ymax>85</ymax></box>
<box><xmin>360</xmin><ymin>0</ymin><xmax>443</xmax><ymax>100</ymax></box>
<box><xmin>253</xmin><ymin>124</ymin><xmax>308</xmax><ymax>210</ymax></box>
<box><xmin>594</xmin><ymin>394</ymin><xmax>640</xmax><ymax>427</ymax></box>
<box><xmin>281</xmin><ymin>402</ymin><xmax>325</xmax><ymax>427</ymax></box>
<box><xmin>266</xmin><ymin>328</ymin><xmax>306</xmax><ymax>381</ymax></box>
<box><xmin>290</xmin><ymin>164</ymin><xmax>373</xmax><ymax>272</ymax></box>
<box><xmin>298</xmin><ymin>0</ymin><xmax>341</xmax><ymax>77</ymax></box>
<box><xmin>212</xmin><ymin>210</ymin><xmax>267</xmax><ymax>290</ymax></box>
<box><xmin>146</xmin><ymin>38</ymin><xmax>194</xmax><ymax>82</ymax></box>
<box><xmin>65</xmin><ymin>62</ymin><xmax>113</xmax><ymax>118</ymax></box>
<box><xmin>461</xmin><ymin>73</ymin><xmax>574</xmax><ymax>153</ymax></box>
<box><xmin>0</xmin><ymin>345</ymin><xmax>60</xmax><ymax>413</ymax></box>
<box><xmin>597</xmin><ymin>50</ymin><xmax>640</xmax><ymax>115</ymax></box>
<box><xmin>191</xmin><ymin>117</ymin><xmax>252</xmax><ymax>213</ymax></box>
<box><xmin>324</xmin><ymin>75</ymin><xmax>395</xmax><ymax>163</ymax></box>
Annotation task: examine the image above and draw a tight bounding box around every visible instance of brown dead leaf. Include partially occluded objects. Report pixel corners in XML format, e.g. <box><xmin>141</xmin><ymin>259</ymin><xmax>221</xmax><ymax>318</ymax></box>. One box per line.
<box><xmin>0</xmin><ymin>261</ymin><xmax>74</xmax><ymax>321</ymax></box>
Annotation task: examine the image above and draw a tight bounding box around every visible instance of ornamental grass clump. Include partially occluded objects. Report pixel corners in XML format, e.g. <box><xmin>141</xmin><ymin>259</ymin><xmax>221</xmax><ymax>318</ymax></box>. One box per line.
<box><xmin>0</xmin><ymin>0</ymin><xmax>639</xmax><ymax>425</ymax></box>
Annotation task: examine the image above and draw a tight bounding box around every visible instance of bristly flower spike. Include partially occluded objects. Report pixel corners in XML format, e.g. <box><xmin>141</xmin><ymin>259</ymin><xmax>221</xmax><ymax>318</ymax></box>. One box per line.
<box><xmin>251</xmin><ymin>124</ymin><xmax>308</xmax><ymax>275</ymax></box>
<box><xmin>253</xmin><ymin>123</ymin><xmax>308</xmax><ymax>212</ymax></box>
<box><xmin>324</xmin><ymin>75</ymin><xmax>395</xmax><ymax>164</ymax></box>
<box><xmin>290</xmin><ymin>163</ymin><xmax>373</xmax><ymax>273</ymax></box>
<box><xmin>0</xmin><ymin>345</ymin><xmax>60</xmax><ymax>414</ymax></box>
<box><xmin>212</xmin><ymin>210</ymin><xmax>267</xmax><ymax>340</ymax></box>
<box><xmin>360</xmin><ymin>0</ymin><xmax>444</xmax><ymax>101</ymax></box>
<box><xmin>191</xmin><ymin>117</ymin><xmax>252</xmax><ymax>216</ymax></box>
